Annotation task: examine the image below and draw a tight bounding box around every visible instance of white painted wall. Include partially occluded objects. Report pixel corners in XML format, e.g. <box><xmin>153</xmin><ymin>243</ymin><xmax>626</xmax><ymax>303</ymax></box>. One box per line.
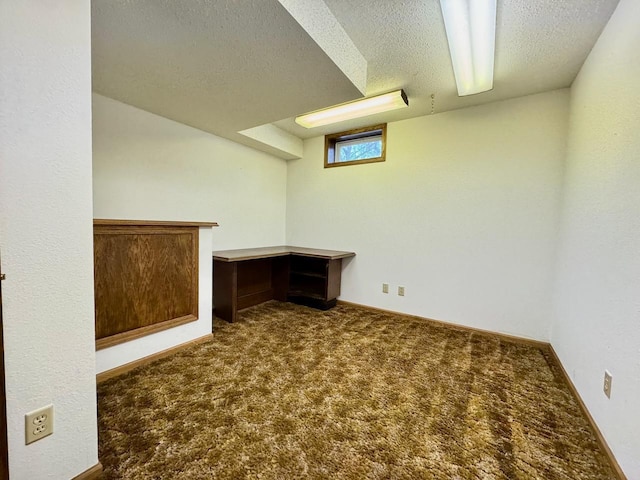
<box><xmin>92</xmin><ymin>94</ymin><xmax>287</xmax><ymax>250</ymax></box>
<box><xmin>92</xmin><ymin>94</ymin><xmax>288</xmax><ymax>371</ymax></box>
<box><xmin>0</xmin><ymin>1</ymin><xmax>99</xmax><ymax>478</ymax></box>
<box><xmin>287</xmin><ymin>91</ymin><xmax>569</xmax><ymax>341</ymax></box>
<box><xmin>550</xmin><ymin>0</ymin><xmax>640</xmax><ymax>476</ymax></box>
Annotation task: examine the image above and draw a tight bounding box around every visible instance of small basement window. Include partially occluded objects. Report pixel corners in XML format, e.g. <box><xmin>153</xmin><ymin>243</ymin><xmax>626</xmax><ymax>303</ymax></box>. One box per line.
<box><xmin>325</xmin><ymin>124</ymin><xmax>386</xmax><ymax>168</ymax></box>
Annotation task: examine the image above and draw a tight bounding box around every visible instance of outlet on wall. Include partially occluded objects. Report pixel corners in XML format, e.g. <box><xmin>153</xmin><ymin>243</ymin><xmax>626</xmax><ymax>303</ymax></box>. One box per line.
<box><xmin>25</xmin><ymin>405</ymin><xmax>54</xmax><ymax>445</ymax></box>
<box><xmin>398</xmin><ymin>286</ymin><xmax>405</xmax><ymax>296</ymax></box>
<box><xmin>382</xmin><ymin>283</ymin><xmax>389</xmax><ymax>294</ymax></box>
<box><xmin>603</xmin><ymin>371</ymin><xmax>612</xmax><ymax>398</ymax></box>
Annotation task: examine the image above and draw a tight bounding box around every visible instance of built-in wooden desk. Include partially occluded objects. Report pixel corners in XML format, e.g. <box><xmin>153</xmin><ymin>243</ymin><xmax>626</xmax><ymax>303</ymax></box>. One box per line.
<box><xmin>213</xmin><ymin>246</ymin><xmax>355</xmax><ymax>322</ymax></box>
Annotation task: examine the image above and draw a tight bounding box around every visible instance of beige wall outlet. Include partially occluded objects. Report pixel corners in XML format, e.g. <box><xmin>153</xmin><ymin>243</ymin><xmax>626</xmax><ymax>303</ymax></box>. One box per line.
<box><xmin>25</xmin><ymin>405</ymin><xmax>54</xmax><ymax>445</ymax></box>
<box><xmin>603</xmin><ymin>371</ymin><xmax>612</xmax><ymax>398</ymax></box>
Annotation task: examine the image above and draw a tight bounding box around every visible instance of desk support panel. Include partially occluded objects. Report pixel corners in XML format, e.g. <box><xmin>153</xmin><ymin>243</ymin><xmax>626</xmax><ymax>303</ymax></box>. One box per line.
<box><xmin>213</xmin><ymin>261</ymin><xmax>237</xmax><ymax>323</ymax></box>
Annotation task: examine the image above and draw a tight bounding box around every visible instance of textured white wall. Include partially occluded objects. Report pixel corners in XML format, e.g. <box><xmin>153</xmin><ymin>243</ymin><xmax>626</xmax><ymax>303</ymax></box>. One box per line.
<box><xmin>92</xmin><ymin>94</ymin><xmax>288</xmax><ymax>371</ymax></box>
<box><xmin>550</xmin><ymin>0</ymin><xmax>640</xmax><ymax>476</ymax></box>
<box><xmin>0</xmin><ymin>2</ymin><xmax>99</xmax><ymax>478</ymax></box>
<box><xmin>287</xmin><ymin>91</ymin><xmax>569</xmax><ymax>341</ymax></box>
<box><xmin>92</xmin><ymin>94</ymin><xmax>287</xmax><ymax>250</ymax></box>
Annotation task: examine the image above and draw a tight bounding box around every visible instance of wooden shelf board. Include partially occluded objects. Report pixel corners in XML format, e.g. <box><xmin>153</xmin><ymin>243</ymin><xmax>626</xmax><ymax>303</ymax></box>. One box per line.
<box><xmin>95</xmin><ymin>219</ymin><xmax>218</xmax><ymax>227</ymax></box>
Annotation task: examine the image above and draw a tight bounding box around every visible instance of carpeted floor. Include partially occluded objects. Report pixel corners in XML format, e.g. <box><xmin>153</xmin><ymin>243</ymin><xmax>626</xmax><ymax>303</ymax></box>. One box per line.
<box><xmin>98</xmin><ymin>301</ymin><xmax>616</xmax><ymax>479</ymax></box>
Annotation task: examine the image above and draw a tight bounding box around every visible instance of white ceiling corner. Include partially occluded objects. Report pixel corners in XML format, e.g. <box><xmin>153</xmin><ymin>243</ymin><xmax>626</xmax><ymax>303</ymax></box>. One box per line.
<box><xmin>276</xmin><ymin>0</ymin><xmax>367</xmax><ymax>95</ymax></box>
<box><xmin>238</xmin><ymin>124</ymin><xmax>303</xmax><ymax>160</ymax></box>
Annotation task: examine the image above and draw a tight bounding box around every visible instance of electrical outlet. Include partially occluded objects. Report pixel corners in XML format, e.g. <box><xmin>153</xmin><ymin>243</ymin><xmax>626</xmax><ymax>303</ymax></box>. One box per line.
<box><xmin>382</xmin><ymin>283</ymin><xmax>389</xmax><ymax>294</ymax></box>
<box><xmin>398</xmin><ymin>286</ymin><xmax>405</xmax><ymax>296</ymax></box>
<box><xmin>603</xmin><ymin>371</ymin><xmax>612</xmax><ymax>399</ymax></box>
<box><xmin>25</xmin><ymin>405</ymin><xmax>54</xmax><ymax>445</ymax></box>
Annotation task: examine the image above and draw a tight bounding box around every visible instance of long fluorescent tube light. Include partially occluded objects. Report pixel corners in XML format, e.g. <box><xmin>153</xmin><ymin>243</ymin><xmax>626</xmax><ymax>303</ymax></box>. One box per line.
<box><xmin>440</xmin><ymin>0</ymin><xmax>497</xmax><ymax>96</ymax></box>
<box><xmin>295</xmin><ymin>90</ymin><xmax>408</xmax><ymax>129</ymax></box>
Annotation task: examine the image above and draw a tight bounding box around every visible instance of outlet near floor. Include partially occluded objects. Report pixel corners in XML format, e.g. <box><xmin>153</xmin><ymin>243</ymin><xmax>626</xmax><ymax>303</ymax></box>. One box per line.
<box><xmin>398</xmin><ymin>286</ymin><xmax>405</xmax><ymax>296</ymax></box>
<box><xmin>603</xmin><ymin>371</ymin><xmax>612</xmax><ymax>398</ymax></box>
<box><xmin>382</xmin><ymin>283</ymin><xmax>389</xmax><ymax>294</ymax></box>
<box><xmin>25</xmin><ymin>404</ymin><xmax>54</xmax><ymax>445</ymax></box>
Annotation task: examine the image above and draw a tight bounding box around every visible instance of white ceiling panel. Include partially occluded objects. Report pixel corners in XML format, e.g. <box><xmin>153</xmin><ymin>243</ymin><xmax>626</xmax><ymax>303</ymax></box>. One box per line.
<box><xmin>92</xmin><ymin>0</ymin><xmax>365</xmax><ymax>148</ymax></box>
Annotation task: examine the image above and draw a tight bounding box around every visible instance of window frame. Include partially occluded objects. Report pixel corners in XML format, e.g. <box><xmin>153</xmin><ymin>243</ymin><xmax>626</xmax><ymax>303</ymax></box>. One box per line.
<box><xmin>324</xmin><ymin>123</ymin><xmax>387</xmax><ymax>168</ymax></box>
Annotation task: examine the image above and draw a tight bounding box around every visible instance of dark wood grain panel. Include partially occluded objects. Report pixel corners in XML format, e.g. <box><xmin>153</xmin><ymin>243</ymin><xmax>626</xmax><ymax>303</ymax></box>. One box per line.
<box><xmin>94</xmin><ymin>225</ymin><xmax>199</xmax><ymax>349</ymax></box>
<box><xmin>272</xmin><ymin>256</ymin><xmax>289</xmax><ymax>301</ymax></box>
<box><xmin>237</xmin><ymin>259</ymin><xmax>272</xmax><ymax>297</ymax></box>
<box><xmin>237</xmin><ymin>290</ymin><xmax>275</xmax><ymax>311</ymax></box>
<box><xmin>213</xmin><ymin>260</ymin><xmax>237</xmax><ymax>323</ymax></box>
<box><xmin>326</xmin><ymin>258</ymin><xmax>342</xmax><ymax>301</ymax></box>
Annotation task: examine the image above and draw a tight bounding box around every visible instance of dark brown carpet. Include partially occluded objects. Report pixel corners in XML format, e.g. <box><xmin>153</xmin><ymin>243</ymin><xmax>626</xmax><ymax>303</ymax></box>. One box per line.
<box><xmin>98</xmin><ymin>301</ymin><xmax>616</xmax><ymax>479</ymax></box>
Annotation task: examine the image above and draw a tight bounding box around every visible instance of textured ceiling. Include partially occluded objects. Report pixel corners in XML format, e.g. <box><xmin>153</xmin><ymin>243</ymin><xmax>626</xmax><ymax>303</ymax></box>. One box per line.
<box><xmin>275</xmin><ymin>0</ymin><xmax>619</xmax><ymax>138</ymax></box>
<box><xmin>91</xmin><ymin>0</ymin><xmax>365</xmax><ymax>152</ymax></box>
<box><xmin>92</xmin><ymin>0</ymin><xmax>619</xmax><ymax>154</ymax></box>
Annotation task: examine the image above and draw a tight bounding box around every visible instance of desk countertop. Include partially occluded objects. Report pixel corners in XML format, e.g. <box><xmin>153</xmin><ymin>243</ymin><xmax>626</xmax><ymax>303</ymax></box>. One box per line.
<box><xmin>212</xmin><ymin>246</ymin><xmax>355</xmax><ymax>262</ymax></box>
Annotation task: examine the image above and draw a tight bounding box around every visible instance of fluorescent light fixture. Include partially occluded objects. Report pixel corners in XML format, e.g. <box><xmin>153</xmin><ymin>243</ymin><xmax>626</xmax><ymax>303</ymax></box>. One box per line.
<box><xmin>295</xmin><ymin>90</ymin><xmax>408</xmax><ymax>129</ymax></box>
<box><xmin>440</xmin><ymin>0</ymin><xmax>497</xmax><ymax>96</ymax></box>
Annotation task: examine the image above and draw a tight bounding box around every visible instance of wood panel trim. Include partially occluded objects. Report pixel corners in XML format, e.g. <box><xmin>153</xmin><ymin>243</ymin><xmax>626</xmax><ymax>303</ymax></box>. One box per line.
<box><xmin>72</xmin><ymin>462</ymin><xmax>104</xmax><ymax>480</ymax></box>
<box><xmin>97</xmin><ymin>334</ymin><xmax>213</xmax><ymax>383</ymax></box>
<box><xmin>95</xmin><ymin>314</ymin><xmax>198</xmax><ymax>350</ymax></box>
<box><xmin>547</xmin><ymin>345</ymin><xmax>627</xmax><ymax>480</ymax></box>
<box><xmin>94</xmin><ymin>219</ymin><xmax>218</xmax><ymax>227</ymax></box>
<box><xmin>337</xmin><ymin>300</ymin><xmax>626</xmax><ymax>479</ymax></box>
<box><xmin>94</xmin><ymin>225</ymin><xmax>199</xmax><ymax>348</ymax></box>
<box><xmin>337</xmin><ymin>300</ymin><xmax>549</xmax><ymax>348</ymax></box>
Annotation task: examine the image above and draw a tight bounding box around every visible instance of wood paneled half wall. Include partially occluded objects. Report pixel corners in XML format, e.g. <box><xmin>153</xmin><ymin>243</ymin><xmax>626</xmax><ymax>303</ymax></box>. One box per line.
<box><xmin>93</xmin><ymin>220</ymin><xmax>217</xmax><ymax>350</ymax></box>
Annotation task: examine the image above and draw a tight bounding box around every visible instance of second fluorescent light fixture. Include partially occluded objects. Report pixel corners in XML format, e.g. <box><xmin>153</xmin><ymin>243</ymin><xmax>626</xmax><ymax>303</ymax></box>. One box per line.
<box><xmin>440</xmin><ymin>0</ymin><xmax>497</xmax><ymax>96</ymax></box>
<box><xmin>295</xmin><ymin>90</ymin><xmax>408</xmax><ymax>129</ymax></box>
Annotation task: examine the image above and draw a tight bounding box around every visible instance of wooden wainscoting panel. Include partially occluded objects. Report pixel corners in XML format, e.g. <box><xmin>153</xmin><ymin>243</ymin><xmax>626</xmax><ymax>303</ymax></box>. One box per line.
<box><xmin>94</xmin><ymin>225</ymin><xmax>199</xmax><ymax>348</ymax></box>
<box><xmin>213</xmin><ymin>260</ymin><xmax>237</xmax><ymax>323</ymax></box>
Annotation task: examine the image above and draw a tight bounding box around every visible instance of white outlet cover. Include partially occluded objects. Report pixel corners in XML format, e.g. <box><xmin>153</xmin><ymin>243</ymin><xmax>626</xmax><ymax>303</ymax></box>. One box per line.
<box><xmin>603</xmin><ymin>371</ymin><xmax>612</xmax><ymax>399</ymax></box>
<box><xmin>25</xmin><ymin>404</ymin><xmax>54</xmax><ymax>445</ymax></box>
